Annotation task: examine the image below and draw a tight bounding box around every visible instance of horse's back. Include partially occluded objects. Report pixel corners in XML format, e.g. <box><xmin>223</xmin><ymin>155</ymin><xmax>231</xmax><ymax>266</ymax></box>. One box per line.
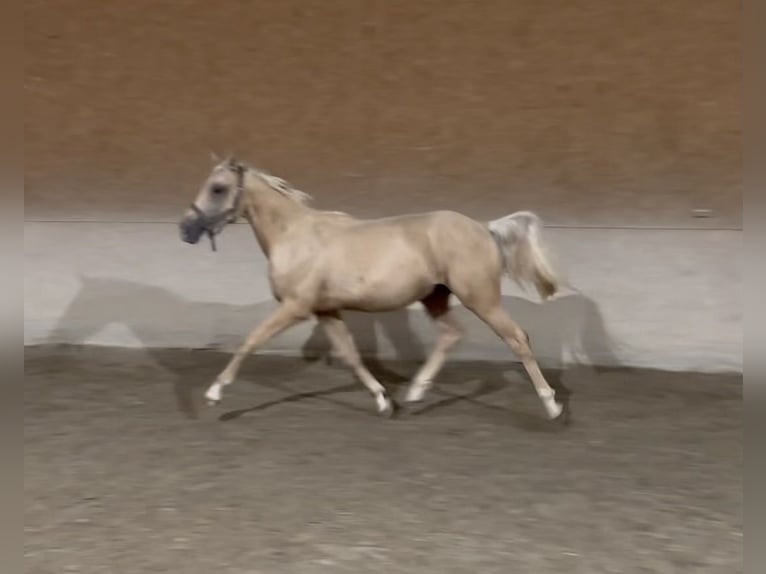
<box><xmin>331</xmin><ymin>209</ymin><xmax>496</xmax><ymax>279</ymax></box>
<box><xmin>320</xmin><ymin>209</ymin><xmax>496</xmax><ymax>276</ymax></box>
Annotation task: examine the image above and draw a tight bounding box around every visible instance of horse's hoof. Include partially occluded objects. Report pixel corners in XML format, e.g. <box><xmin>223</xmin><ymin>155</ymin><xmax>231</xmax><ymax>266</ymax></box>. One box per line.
<box><xmin>400</xmin><ymin>401</ymin><xmax>420</xmax><ymax>416</ymax></box>
<box><xmin>378</xmin><ymin>399</ymin><xmax>399</xmax><ymax>419</ymax></box>
<box><xmin>205</xmin><ymin>383</ymin><xmax>222</xmax><ymax>406</ymax></box>
<box><xmin>554</xmin><ymin>403</ymin><xmax>572</xmax><ymax>426</ymax></box>
<box><xmin>404</xmin><ymin>382</ymin><xmax>431</xmax><ymax>404</ymax></box>
<box><xmin>546</xmin><ymin>400</ymin><xmax>572</xmax><ymax>426</ymax></box>
<box><xmin>546</xmin><ymin>400</ymin><xmax>564</xmax><ymax>420</ymax></box>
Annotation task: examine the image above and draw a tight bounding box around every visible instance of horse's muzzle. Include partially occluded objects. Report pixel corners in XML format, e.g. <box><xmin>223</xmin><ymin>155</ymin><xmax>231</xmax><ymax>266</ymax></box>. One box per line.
<box><xmin>179</xmin><ymin>214</ymin><xmax>205</xmax><ymax>245</ymax></box>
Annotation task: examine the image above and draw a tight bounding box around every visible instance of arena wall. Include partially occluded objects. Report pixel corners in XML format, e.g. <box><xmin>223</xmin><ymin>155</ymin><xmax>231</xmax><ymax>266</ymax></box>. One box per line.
<box><xmin>25</xmin><ymin>0</ymin><xmax>741</xmax><ymax>372</ymax></box>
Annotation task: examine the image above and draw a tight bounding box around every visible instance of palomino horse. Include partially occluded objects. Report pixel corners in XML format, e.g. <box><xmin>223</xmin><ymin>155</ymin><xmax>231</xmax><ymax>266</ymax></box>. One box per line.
<box><xmin>179</xmin><ymin>157</ymin><xmax>564</xmax><ymax>420</ymax></box>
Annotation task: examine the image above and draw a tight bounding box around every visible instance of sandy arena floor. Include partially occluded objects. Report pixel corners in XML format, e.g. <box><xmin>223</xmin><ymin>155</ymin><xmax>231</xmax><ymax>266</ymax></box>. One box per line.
<box><xmin>25</xmin><ymin>346</ymin><xmax>742</xmax><ymax>573</ymax></box>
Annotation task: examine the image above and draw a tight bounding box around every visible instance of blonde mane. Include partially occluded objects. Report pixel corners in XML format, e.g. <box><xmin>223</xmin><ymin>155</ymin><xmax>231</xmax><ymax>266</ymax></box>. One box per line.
<box><xmin>251</xmin><ymin>167</ymin><xmax>313</xmax><ymax>204</ymax></box>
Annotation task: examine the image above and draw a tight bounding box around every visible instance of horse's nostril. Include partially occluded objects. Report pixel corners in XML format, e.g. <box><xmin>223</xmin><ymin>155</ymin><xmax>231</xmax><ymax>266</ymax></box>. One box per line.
<box><xmin>179</xmin><ymin>218</ymin><xmax>203</xmax><ymax>244</ymax></box>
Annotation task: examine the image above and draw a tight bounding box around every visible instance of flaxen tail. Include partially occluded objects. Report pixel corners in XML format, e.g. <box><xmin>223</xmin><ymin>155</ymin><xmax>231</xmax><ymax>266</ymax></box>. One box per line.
<box><xmin>488</xmin><ymin>211</ymin><xmax>559</xmax><ymax>300</ymax></box>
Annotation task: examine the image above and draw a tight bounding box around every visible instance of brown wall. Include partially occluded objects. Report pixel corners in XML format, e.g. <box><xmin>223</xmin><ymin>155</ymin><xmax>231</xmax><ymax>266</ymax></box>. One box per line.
<box><xmin>26</xmin><ymin>0</ymin><xmax>740</xmax><ymax>227</ymax></box>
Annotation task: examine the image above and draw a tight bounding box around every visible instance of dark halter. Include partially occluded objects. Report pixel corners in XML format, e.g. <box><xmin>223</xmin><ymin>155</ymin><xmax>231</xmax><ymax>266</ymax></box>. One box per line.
<box><xmin>189</xmin><ymin>162</ymin><xmax>246</xmax><ymax>252</ymax></box>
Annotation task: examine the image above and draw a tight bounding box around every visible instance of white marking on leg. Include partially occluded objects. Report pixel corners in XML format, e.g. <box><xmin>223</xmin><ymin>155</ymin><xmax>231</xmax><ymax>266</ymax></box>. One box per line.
<box><xmin>538</xmin><ymin>387</ymin><xmax>563</xmax><ymax>419</ymax></box>
<box><xmin>547</xmin><ymin>400</ymin><xmax>564</xmax><ymax>419</ymax></box>
<box><xmin>205</xmin><ymin>382</ymin><xmax>222</xmax><ymax>404</ymax></box>
<box><xmin>376</xmin><ymin>392</ymin><xmax>392</xmax><ymax>414</ymax></box>
<box><xmin>405</xmin><ymin>379</ymin><xmax>432</xmax><ymax>403</ymax></box>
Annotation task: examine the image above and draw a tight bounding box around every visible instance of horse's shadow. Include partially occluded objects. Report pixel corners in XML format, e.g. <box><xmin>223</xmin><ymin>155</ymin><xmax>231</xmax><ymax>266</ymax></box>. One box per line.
<box><xmin>299</xmin><ymin>287</ymin><xmax>623</xmax><ymax>424</ymax></box>
<box><xmin>45</xmin><ymin>275</ymin><xmax>622</xmax><ymax>425</ymax></box>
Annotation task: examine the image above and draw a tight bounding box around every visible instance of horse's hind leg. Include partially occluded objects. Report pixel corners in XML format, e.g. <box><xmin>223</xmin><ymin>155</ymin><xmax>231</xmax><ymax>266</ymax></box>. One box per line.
<box><xmin>317</xmin><ymin>311</ymin><xmax>395</xmax><ymax>417</ymax></box>
<box><xmin>405</xmin><ymin>285</ymin><xmax>463</xmax><ymax>403</ymax></box>
<box><xmin>205</xmin><ymin>302</ymin><xmax>309</xmax><ymax>405</ymax></box>
<box><xmin>470</xmin><ymin>303</ymin><xmax>563</xmax><ymax>420</ymax></box>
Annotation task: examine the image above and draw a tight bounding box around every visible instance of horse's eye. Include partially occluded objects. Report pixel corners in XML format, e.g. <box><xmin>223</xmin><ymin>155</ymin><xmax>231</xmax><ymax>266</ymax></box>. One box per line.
<box><xmin>211</xmin><ymin>184</ymin><xmax>227</xmax><ymax>196</ymax></box>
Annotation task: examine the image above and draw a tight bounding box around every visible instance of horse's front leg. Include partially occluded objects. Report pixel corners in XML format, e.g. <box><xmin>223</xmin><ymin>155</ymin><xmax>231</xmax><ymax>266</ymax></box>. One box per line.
<box><xmin>205</xmin><ymin>302</ymin><xmax>309</xmax><ymax>405</ymax></box>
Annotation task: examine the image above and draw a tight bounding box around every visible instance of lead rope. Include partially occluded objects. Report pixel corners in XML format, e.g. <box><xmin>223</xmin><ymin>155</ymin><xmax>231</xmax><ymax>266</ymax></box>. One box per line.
<box><xmin>207</xmin><ymin>230</ymin><xmax>218</xmax><ymax>252</ymax></box>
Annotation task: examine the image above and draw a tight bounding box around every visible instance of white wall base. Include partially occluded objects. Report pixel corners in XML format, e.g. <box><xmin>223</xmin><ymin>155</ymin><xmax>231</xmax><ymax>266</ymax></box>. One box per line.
<box><xmin>25</xmin><ymin>221</ymin><xmax>741</xmax><ymax>373</ymax></box>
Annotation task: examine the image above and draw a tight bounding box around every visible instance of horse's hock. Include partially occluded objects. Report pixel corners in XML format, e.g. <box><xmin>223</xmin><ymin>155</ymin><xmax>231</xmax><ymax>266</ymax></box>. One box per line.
<box><xmin>25</xmin><ymin>0</ymin><xmax>741</xmax><ymax>373</ymax></box>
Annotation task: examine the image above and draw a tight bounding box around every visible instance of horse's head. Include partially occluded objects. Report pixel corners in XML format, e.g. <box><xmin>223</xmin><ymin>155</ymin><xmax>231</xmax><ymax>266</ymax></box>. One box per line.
<box><xmin>179</xmin><ymin>156</ymin><xmax>247</xmax><ymax>248</ymax></box>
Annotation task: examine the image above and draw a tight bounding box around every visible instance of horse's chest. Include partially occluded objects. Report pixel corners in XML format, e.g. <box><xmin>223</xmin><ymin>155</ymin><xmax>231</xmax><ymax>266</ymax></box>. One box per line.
<box><xmin>267</xmin><ymin>253</ymin><xmax>319</xmax><ymax>299</ymax></box>
<box><xmin>269</xmin><ymin>264</ymin><xmax>304</xmax><ymax>296</ymax></box>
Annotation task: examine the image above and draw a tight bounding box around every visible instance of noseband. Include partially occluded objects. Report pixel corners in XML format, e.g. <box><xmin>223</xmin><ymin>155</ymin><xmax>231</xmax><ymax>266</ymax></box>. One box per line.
<box><xmin>189</xmin><ymin>163</ymin><xmax>246</xmax><ymax>251</ymax></box>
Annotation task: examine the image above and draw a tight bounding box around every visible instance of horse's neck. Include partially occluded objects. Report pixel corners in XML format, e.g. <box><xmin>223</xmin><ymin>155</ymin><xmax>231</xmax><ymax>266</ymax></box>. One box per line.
<box><xmin>242</xmin><ymin>189</ymin><xmax>306</xmax><ymax>258</ymax></box>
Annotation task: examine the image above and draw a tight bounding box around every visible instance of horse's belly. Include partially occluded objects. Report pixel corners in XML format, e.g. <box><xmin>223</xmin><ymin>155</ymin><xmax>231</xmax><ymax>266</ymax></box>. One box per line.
<box><xmin>316</xmin><ymin>248</ymin><xmax>437</xmax><ymax>312</ymax></box>
<box><xmin>317</xmin><ymin>282</ymin><xmax>434</xmax><ymax>312</ymax></box>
